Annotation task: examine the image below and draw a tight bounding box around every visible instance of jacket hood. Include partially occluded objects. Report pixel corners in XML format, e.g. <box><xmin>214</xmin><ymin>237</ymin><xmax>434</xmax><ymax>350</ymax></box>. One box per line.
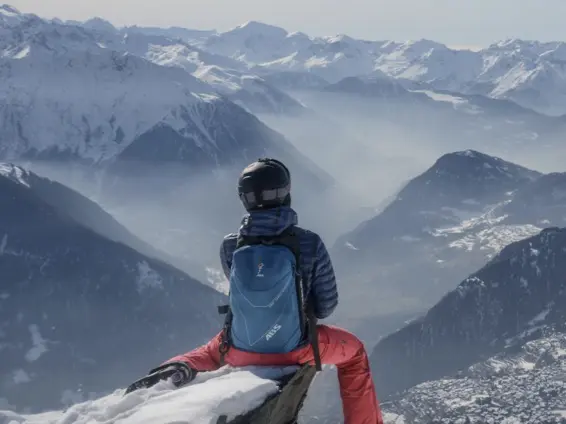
<box><xmin>239</xmin><ymin>206</ymin><xmax>298</xmax><ymax>237</ymax></box>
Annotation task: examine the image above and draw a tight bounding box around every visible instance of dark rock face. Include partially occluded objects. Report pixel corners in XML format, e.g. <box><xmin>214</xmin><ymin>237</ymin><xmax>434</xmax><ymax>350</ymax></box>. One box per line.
<box><xmin>0</xmin><ymin>164</ymin><xmax>225</xmax><ymax>412</ymax></box>
<box><xmin>370</xmin><ymin>227</ymin><xmax>566</xmax><ymax>398</ymax></box>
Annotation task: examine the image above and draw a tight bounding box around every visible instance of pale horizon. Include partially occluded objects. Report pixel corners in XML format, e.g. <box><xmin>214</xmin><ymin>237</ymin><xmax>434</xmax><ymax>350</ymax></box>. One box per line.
<box><xmin>8</xmin><ymin>0</ymin><xmax>566</xmax><ymax>48</ymax></box>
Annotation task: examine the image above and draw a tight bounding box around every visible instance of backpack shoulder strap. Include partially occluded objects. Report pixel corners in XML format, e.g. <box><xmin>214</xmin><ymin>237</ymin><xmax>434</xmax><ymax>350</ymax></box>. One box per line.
<box><xmin>277</xmin><ymin>227</ymin><xmax>322</xmax><ymax>372</ymax></box>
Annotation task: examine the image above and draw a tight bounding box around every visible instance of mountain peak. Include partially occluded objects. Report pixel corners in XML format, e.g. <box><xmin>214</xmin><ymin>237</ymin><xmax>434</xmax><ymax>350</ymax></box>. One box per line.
<box><xmin>403</xmin><ymin>38</ymin><xmax>448</xmax><ymax>50</ymax></box>
<box><xmin>387</xmin><ymin>150</ymin><xmax>541</xmax><ymax>215</ymax></box>
<box><xmin>0</xmin><ymin>3</ymin><xmax>26</xmax><ymax>25</ymax></box>
<box><xmin>229</xmin><ymin>20</ymin><xmax>288</xmax><ymax>38</ymax></box>
<box><xmin>0</xmin><ymin>4</ymin><xmax>20</xmax><ymax>15</ymax></box>
<box><xmin>431</xmin><ymin>149</ymin><xmax>540</xmax><ymax>182</ymax></box>
<box><xmin>82</xmin><ymin>17</ymin><xmax>116</xmax><ymax>33</ymax></box>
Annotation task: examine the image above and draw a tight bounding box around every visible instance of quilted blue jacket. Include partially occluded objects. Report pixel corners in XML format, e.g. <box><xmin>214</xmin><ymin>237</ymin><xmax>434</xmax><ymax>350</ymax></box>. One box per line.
<box><xmin>220</xmin><ymin>206</ymin><xmax>338</xmax><ymax>320</ymax></box>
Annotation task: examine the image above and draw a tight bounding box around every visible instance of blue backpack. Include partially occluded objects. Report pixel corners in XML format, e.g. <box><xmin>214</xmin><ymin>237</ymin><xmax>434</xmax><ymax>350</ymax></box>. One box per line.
<box><xmin>218</xmin><ymin>228</ymin><xmax>322</xmax><ymax>370</ymax></box>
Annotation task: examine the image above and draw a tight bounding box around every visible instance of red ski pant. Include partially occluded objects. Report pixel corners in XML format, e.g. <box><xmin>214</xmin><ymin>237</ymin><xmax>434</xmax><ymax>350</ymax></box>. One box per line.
<box><xmin>166</xmin><ymin>325</ymin><xmax>384</xmax><ymax>424</ymax></box>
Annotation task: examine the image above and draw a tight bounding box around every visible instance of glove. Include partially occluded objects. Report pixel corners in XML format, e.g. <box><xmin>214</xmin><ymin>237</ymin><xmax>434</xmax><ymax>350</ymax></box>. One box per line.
<box><xmin>148</xmin><ymin>362</ymin><xmax>196</xmax><ymax>387</ymax></box>
<box><xmin>125</xmin><ymin>362</ymin><xmax>196</xmax><ymax>394</ymax></box>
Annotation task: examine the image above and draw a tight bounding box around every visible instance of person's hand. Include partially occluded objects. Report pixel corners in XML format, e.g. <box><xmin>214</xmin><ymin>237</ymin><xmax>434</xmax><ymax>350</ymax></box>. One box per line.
<box><xmin>151</xmin><ymin>362</ymin><xmax>196</xmax><ymax>386</ymax></box>
<box><xmin>125</xmin><ymin>362</ymin><xmax>196</xmax><ymax>394</ymax></box>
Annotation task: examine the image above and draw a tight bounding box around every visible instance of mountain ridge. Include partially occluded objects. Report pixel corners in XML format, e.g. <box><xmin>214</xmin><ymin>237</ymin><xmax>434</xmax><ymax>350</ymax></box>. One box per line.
<box><xmin>0</xmin><ymin>163</ymin><xmax>225</xmax><ymax>411</ymax></box>
<box><xmin>370</xmin><ymin>226</ymin><xmax>566</xmax><ymax>398</ymax></box>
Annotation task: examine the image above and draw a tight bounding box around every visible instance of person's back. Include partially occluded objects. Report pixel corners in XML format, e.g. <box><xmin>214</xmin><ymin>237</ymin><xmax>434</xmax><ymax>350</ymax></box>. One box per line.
<box><xmin>147</xmin><ymin>158</ymin><xmax>384</xmax><ymax>424</ymax></box>
<box><xmin>220</xmin><ymin>205</ymin><xmax>338</xmax><ymax>354</ymax></box>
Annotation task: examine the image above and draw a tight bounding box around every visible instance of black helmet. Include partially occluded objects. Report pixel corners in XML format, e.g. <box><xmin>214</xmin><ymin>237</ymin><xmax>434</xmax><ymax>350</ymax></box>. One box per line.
<box><xmin>238</xmin><ymin>158</ymin><xmax>291</xmax><ymax>211</ymax></box>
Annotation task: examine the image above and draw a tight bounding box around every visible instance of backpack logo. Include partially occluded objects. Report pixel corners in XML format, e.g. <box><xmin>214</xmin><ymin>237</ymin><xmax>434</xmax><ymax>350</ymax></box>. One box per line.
<box><xmin>265</xmin><ymin>324</ymin><xmax>282</xmax><ymax>340</ymax></box>
<box><xmin>256</xmin><ymin>262</ymin><xmax>265</xmax><ymax>277</ymax></box>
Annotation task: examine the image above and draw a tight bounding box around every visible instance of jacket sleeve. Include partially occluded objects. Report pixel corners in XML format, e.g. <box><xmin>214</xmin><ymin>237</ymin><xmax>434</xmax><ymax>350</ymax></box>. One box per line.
<box><xmin>162</xmin><ymin>332</ymin><xmax>223</xmax><ymax>372</ymax></box>
<box><xmin>219</xmin><ymin>238</ymin><xmax>232</xmax><ymax>280</ymax></box>
<box><xmin>310</xmin><ymin>236</ymin><xmax>339</xmax><ymax>319</ymax></box>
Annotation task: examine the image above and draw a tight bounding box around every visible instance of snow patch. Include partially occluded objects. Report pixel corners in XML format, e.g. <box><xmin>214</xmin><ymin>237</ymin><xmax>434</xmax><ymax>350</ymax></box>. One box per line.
<box><xmin>25</xmin><ymin>325</ymin><xmax>48</xmax><ymax>362</ymax></box>
<box><xmin>383</xmin><ymin>412</ymin><xmax>406</xmax><ymax>423</ymax></box>
<box><xmin>414</xmin><ymin>90</ymin><xmax>467</xmax><ymax>105</ymax></box>
<box><xmin>399</xmin><ymin>235</ymin><xmax>421</xmax><ymax>242</ymax></box>
<box><xmin>0</xmin><ymin>5</ymin><xmax>20</xmax><ymax>18</ymax></box>
<box><xmin>528</xmin><ymin>305</ymin><xmax>551</xmax><ymax>326</ymax></box>
<box><xmin>13</xmin><ymin>369</ymin><xmax>31</xmax><ymax>384</ymax></box>
<box><xmin>13</xmin><ymin>45</ymin><xmax>30</xmax><ymax>59</ymax></box>
<box><xmin>344</xmin><ymin>241</ymin><xmax>359</xmax><ymax>250</ymax></box>
<box><xmin>0</xmin><ymin>234</ymin><xmax>7</xmax><ymax>255</ymax></box>
<box><xmin>0</xmin><ymin>165</ymin><xmax>30</xmax><ymax>187</ymax></box>
<box><xmin>205</xmin><ymin>267</ymin><xmax>229</xmax><ymax>294</ymax></box>
<box><xmin>136</xmin><ymin>261</ymin><xmax>163</xmax><ymax>293</ymax></box>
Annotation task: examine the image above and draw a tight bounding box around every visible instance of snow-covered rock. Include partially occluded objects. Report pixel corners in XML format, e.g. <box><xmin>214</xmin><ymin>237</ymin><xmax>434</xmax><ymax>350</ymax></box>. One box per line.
<box><xmin>0</xmin><ymin>366</ymin><xmax>300</xmax><ymax>423</ymax></box>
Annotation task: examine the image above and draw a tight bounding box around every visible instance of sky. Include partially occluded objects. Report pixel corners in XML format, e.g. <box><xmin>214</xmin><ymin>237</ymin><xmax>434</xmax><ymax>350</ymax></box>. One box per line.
<box><xmin>9</xmin><ymin>0</ymin><xmax>566</xmax><ymax>47</ymax></box>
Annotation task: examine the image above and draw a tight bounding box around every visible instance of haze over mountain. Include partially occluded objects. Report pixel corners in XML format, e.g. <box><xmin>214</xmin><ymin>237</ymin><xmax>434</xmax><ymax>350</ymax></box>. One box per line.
<box><xmin>0</xmin><ymin>164</ymin><xmax>225</xmax><ymax>411</ymax></box>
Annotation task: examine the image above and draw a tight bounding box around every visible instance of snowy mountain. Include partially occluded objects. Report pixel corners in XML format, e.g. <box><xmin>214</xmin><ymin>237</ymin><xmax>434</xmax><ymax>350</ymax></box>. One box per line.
<box><xmin>0</xmin><ymin>164</ymin><xmax>225</xmax><ymax>412</ymax></box>
<box><xmin>0</xmin><ymin>6</ymin><xmax>302</xmax><ymax>119</ymax></box>
<box><xmin>331</xmin><ymin>150</ymin><xmax>542</xmax><ymax>321</ymax></box>
<box><xmin>372</xmin><ymin>39</ymin><xmax>566</xmax><ymax>116</ymax></box>
<box><xmin>42</xmin><ymin>15</ymin><xmax>566</xmax><ymax>116</ymax></box>
<box><xmin>198</xmin><ymin>21</ymin><xmax>387</xmax><ymax>83</ymax></box>
<box><xmin>0</xmin><ymin>5</ymin><xmax>327</xmax><ymax>176</ymax></box>
<box><xmin>84</xmin><ymin>20</ymin><xmax>304</xmax><ymax>115</ymax></box>
<box><xmin>386</xmin><ymin>332</ymin><xmax>566</xmax><ymax>423</ymax></box>
<box><xmin>200</xmin><ymin>21</ymin><xmax>311</xmax><ymax>64</ymax></box>
<box><xmin>188</xmin><ymin>20</ymin><xmax>566</xmax><ymax>115</ymax></box>
<box><xmin>370</xmin><ymin>227</ymin><xmax>566</xmax><ymax>399</ymax></box>
<box><xmin>0</xmin><ymin>12</ymin><xmax>215</xmax><ymax>162</ymax></box>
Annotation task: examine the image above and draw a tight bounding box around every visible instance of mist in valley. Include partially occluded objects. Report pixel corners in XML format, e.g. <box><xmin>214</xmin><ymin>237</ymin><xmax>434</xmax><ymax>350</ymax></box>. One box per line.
<box><xmin>14</xmin><ymin>84</ymin><xmax>566</xmax><ymax>359</ymax></box>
